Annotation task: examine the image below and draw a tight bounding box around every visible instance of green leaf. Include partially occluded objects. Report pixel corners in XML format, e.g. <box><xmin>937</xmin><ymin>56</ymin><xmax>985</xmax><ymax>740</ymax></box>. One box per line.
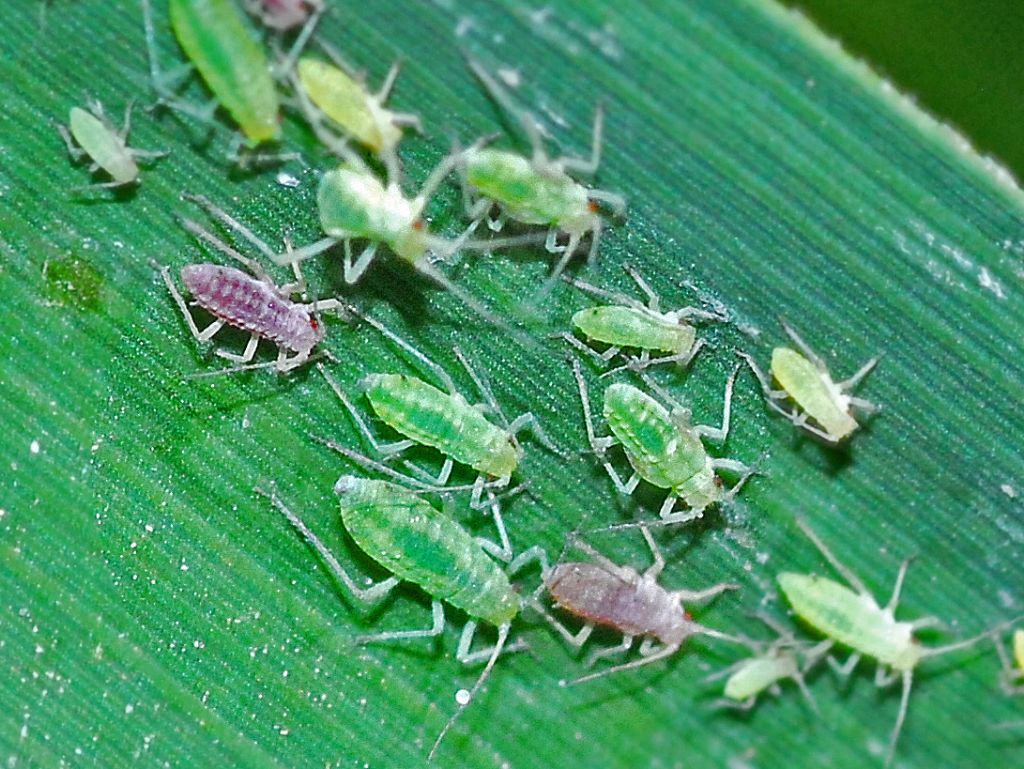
<box><xmin>2</xmin><ymin>1</ymin><xmax>1022</xmax><ymax>768</ymax></box>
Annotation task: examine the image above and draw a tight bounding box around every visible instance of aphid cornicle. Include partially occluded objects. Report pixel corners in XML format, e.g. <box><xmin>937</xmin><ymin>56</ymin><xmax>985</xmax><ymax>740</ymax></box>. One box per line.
<box><xmin>573</xmin><ymin>360</ymin><xmax>754</xmax><ymax>523</ymax></box>
<box><xmin>142</xmin><ymin>0</ymin><xmax>289</xmax><ymax>160</ymax></box>
<box><xmin>528</xmin><ymin>525</ymin><xmax>738</xmax><ymax>684</ymax></box>
<box><xmin>259</xmin><ymin>479</ymin><xmax>549</xmax><ymax>760</ymax></box>
<box><xmin>738</xmin><ymin>320</ymin><xmax>879</xmax><ymax>444</ymax></box>
<box><xmin>291</xmin><ymin>40</ymin><xmax>423</xmax><ymax>176</ymax></box>
<box><xmin>457</xmin><ymin>59</ymin><xmax>625</xmax><ymax>299</ymax></box>
<box><xmin>706</xmin><ymin>612</ymin><xmax>830</xmax><ymax>710</ymax></box>
<box><xmin>159</xmin><ymin>193</ymin><xmax>341</xmax><ymax>374</ymax></box>
<box><xmin>57</xmin><ymin>99</ymin><xmax>167</xmax><ymax>190</ymax></box>
<box><xmin>779</xmin><ymin>517</ymin><xmax>1017</xmax><ymax>767</ymax></box>
<box><xmin>319</xmin><ymin>308</ymin><xmax>558</xmax><ymax>513</ymax></box>
<box><xmin>561</xmin><ymin>264</ymin><xmax>723</xmax><ymax>375</ymax></box>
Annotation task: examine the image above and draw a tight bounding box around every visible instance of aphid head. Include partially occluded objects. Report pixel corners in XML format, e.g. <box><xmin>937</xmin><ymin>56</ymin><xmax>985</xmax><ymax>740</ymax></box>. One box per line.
<box><xmin>394</xmin><ymin>219</ymin><xmax>429</xmax><ymax>264</ymax></box>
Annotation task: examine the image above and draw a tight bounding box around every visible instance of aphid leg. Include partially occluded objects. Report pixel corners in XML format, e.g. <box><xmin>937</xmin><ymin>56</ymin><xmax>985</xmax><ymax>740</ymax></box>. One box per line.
<box><xmin>694</xmin><ymin>364</ymin><xmax>741</xmax><ymax>443</ymax></box>
<box><xmin>883</xmin><ymin>671</ymin><xmax>913</xmax><ymax>769</ymax></box>
<box><xmin>570</xmin><ymin>640</ymin><xmax>680</xmax><ymax>685</ymax></box>
<box><xmin>258</xmin><ymin>484</ymin><xmax>400</xmax><ymax>605</ymax></box>
<box><xmin>158</xmin><ymin>264</ymin><xmax>226</xmax><ymax>343</ymax></box>
<box><xmin>657</xmin><ymin>494</ymin><xmax>701</xmax><ymax>525</ymax></box>
<box><xmin>505</xmin><ymin>544</ymin><xmax>551</xmax><ymax>581</ymax></box>
<box><xmin>558</xmin><ymin>102</ymin><xmax>604</xmax><ymax>176</ymax></box>
<box><xmin>215</xmin><ymin>333</ymin><xmax>260</xmax><ymax>364</ymax></box>
<box><xmin>56</xmin><ymin>122</ymin><xmax>85</xmax><ymax>162</ymax></box>
<box><xmin>429</xmin><ymin>622</ymin><xmax>512</xmax><ymax>761</ymax></box>
<box><xmin>827</xmin><ymin>652</ymin><xmax>862</xmax><ymax>679</ymax></box>
<box><xmin>713</xmin><ymin>458</ymin><xmax>758</xmax><ymax>500</ymax></box>
<box><xmin>320</xmin><ymin>365</ymin><xmax>416</xmax><ymax>457</ymax></box>
<box><xmin>795</xmin><ymin>517</ymin><xmax>872</xmax><ymax>595</ymax></box>
<box><xmin>559</xmin><ymin>331</ymin><xmax>622</xmax><ymax>365</ymax></box>
<box><xmin>584</xmin><ymin>634</ymin><xmax>636</xmax><ymax>668</ymax></box>
<box><xmin>343</xmin><ymin>240</ymin><xmax>380</xmax><ymax>284</ymax></box>
<box><xmin>838</xmin><ymin>354</ymin><xmax>880</xmax><ymax>394</ymax></box>
<box><xmin>885</xmin><ymin>557</ymin><xmax>913</xmax><ymax>611</ymax></box>
<box><xmin>994</xmin><ymin>631</ymin><xmax>1024</xmax><ymax>695</ymax></box>
<box><xmin>622</xmin><ymin>263</ymin><xmax>660</xmax><ymax>310</ymax></box>
<box><xmin>183</xmin><ymin>193</ymin><xmax>280</xmax><ymax>266</ymax></box>
<box><xmin>470</xmin><ymin>489</ymin><xmax>513</xmax><ymax>563</ymax></box>
<box><xmin>529</xmin><ymin>599</ymin><xmax>596</xmax><ymax>649</ymax></box>
<box><xmin>736</xmin><ymin>351</ymin><xmax>792</xmax><ymax>405</ymax></box>
<box><xmin>354</xmin><ymin>600</ymin><xmax>446</xmax><ymax>645</ymax></box>
<box><xmin>671</xmin><ymin>582</ymin><xmax>740</xmax><ymax>604</ymax></box>
<box><xmin>639</xmin><ymin>524</ymin><xmax>666</xmax><ymax>578</ymax></box>
<box><xmin>275</xmin><ymin>2</ymin><xmax>324</xmax><ymax>78</ymax></box>
<box><xmin>603</xmin><ymin>338</ymin><xmax>706</xmax><ymax>378</ymax></box>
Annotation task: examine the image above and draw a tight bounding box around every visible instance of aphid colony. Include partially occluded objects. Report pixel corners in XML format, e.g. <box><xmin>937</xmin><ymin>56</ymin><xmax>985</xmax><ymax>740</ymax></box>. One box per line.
<box><xmin>57</xmin><ymin>1</ymin><xmax>1021</xmax><ymax>765</ymax></box>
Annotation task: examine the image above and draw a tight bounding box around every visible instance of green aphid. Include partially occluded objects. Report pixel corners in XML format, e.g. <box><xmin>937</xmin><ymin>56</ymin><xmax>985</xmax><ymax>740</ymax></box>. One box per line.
<box><xmin>57</xmin><ymin>99</ymin><xmax>167</xmax><ymax>191</ymax></box>
<box><xmin>739</xmin><ymin>320</ymin><xmax>879</xmax><ymax>444</ymax></box>
<box><xmin>707</xmin><ymin>613</ymin><xmax>829</xmax><ymax>710</ymax></box>
<box><xmin>143</xmin><ymin>0</ymin><xmax>286</xmax><ymax>157</ymax></box>
<box><xmin>779</xmin><ymin>518</ymin><xmax>1017</xmax><ymax>767</ymax></box>
<box><xmin>458</xmin><ymin>59</ymin><xmax>625</xmax><ymax>299</ymax></box>
<box><xmin>293</xmin><ymin>41</ymin><xmax>422</xmax><ymax>176</ymax></box>
<box><xmin>995</xmin><ymin>628</ymin><xmax>1024</xmax><ymax>696</ymax></box>
<box><xmin>260</xmin><ymin>479</ymin><xmax>548</xmax><ymax>760</ymax></box>
<box><xmin>573</xmin><ymin>361</ymin><xmax>754</xmax><ymax>524</ymax></box>
<box><xmin>562</xmin><ymin>264</ymin><xmax>723</xmax><ymax>375</ymax></box>
<box><xmin>320</xmin><ymin>309</ymin><xmax>558</xmax><ymax>511</ymax></box>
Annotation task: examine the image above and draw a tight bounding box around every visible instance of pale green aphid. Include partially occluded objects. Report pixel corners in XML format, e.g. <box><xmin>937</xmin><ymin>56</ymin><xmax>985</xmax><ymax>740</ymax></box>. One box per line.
<box><xmin>320</xmin><ymin>309</ymin><xmax>557</xmax><ymax>519</ymax></box>
<box><xmin>779</xmin><ymin>517</ymin><xmax>1014</xmax><ymax>767</ymax></box>
<box><xmin>561</xmin><ymin>264</ymin><xmax>724</xmax><ymax>376</ymax></box>
<box><xmin>995</xmin><ymin>628</ymin><xmax>1024</xmax><ymax>695</ymax></box>
<box><xmin>739</xmin><ymin>320</ymin><xmax>879</xmax><ymax>444</ymax></box>
<box><xmin>57</xmin><ymin>99</ymin><xmax>167</xmax><ymax>190</ymax></box>
<box><xmin>260</xmin><ymin>478</ymin><xmax>549</xmax><ymax>760</ymax></box>
<box><xmin>292</xmin><ymin>40</ymin><xmax>423</xmax><ymax>176</ymax></box>
<box><xmin>143</xmin><ymin>0</ymin><xmax>294</xmax><ymax>162</ymax></box>
<box><xmin>573</xmin><ymin>360</ymin><xmax>754</xmax><ymax>523</ymax></box>
<box><xmin>458</xmin><ymin>59</ymin><xmax>625</xmax><ymax>299</ymax></box>
<box><xmin>707</xmin><ymin>613</ymin><xmax>830</xmax><ymax>709</ymax></box>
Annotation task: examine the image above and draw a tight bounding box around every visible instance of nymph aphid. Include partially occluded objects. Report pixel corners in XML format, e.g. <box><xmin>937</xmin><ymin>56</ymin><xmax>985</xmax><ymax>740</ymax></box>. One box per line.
<box><xmin>159</xmin><ymin>193</ymin><xmax>341</xmax><ymax>374</ymax></box>
<box><xmin>57</xmin><ymin>99</ymin><xmax>167</xmax><ymax>191</ymax></box>
<box><xmin>245</xmin><ymin>0</ymin><xmax>322</xmax><ymax>31</ymax></box>
<box><xmin>779</xmin><ymin>517</ymin><xmax>1016</xmax><ymax>766</ymax></box>
<box><xmin>561</xmin><ymin>264</ymin><xmax>723</xmax><ymax>375</ymax></box>
<box><xmin>739</xmin><ymin>320</ymin><xmax>879</xmax><ymax>443</ymax></box>
<box><xmin>458</xmin><ymin>58</ymin><xmax>625</xmax><ymax>299</ymax></box>
<box><xmin>573</xmin><ymin>360</ymin><xmax>754</xmax><ymax>523</ymax></box>
<box><xmin>260</xmin><ymin>479</ymin><xmax>549</xmax><ymax>759</ymax></box>
<box><xmin>529</xmin><ymin>525</ymin><xmax>738</xmax><ymax>684</ymax></box>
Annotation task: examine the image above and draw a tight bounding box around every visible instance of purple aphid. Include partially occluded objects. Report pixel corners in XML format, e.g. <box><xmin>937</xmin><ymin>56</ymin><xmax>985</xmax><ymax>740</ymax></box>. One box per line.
<box><xmin>530</xmin><ymin>526</ymin><xmax>739</xmax><ymax>684</ymax></box>
<box><xmin>159</xmin><ymin>193</ymin><xmax>342</xmax><ymax>374</ymax></box>
<box><xmin>246</xmin><ymin>0</ymin><xmax>322</xmax><ymax>30</ymax></box>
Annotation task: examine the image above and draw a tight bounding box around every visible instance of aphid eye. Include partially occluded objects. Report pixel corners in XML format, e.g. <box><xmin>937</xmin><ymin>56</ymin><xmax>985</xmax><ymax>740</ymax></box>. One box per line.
<box><xmin>587</xmin><ymin>200</ymin><xmax>600</xmax><ymax>214</ymax></box>
<box><xmin>310</xmin><ymin>317</ymin><xmax>320</xmax><ymax>330</ymax></box>
<box><xmin>412</xmin><ymin>219</ymin><xmax>425</xmax><ymax>231</ymax></box>
<box><xmin>684</xmin><ymin>611</ymin><xmax>693</xmax><ymax>621</ymax></box>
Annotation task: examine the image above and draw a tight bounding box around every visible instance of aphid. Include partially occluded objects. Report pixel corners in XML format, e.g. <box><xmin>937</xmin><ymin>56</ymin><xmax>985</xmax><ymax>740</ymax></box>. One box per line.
<box><xmin>560</xmin><ymin>264</ymin><xmax>723</xmax><ymax>375</ymax></box>
<box><xmin>706</xmin><ymin>612</ymin><xmax>831</xmax><ymax>709</ymax></box>
<box><xmin>260</xmin><ymin>478</ymin><xmax>549</xmax><ymax>759</ymax></box>
<box><xmin>292</xmin><ymin>41</ymin><xmax>423</xmax><ymax>176</ymax></box>
<box><xmin>529</xmin><ymin>525</ymin><xmax>738</xmax><ymax>684</ymax></box>
<box><xmin>159</xmin><ymin>193</ymin><xmax>341</xmax><ymax>374</ymax></box>
<box><xmin>573</xmin><ymin>360</ymin><xmax>754</xmax><ymax>523</ymax></box>
<box><xmin>57</xmin><ymin>99</ymin><xmax>167</xmax><ymax>190</ymax></box>
<box><xmin>320</xmin><ymin>308</ymin><xmax>558</xmax><ymax>510</ymax></box>
<box><xmin>142</xmin><ymin>0</ymin><xmax>287</xmax><ymax>159</ymax></box>
<box><xmin>779</xmin><ymin>517</ymin><xmax>1015</xmax><ymax>766</ymax></box>
<box><xmin>245</xmin><ymin>0</ymin><xmax>321</xmax><ymax>31</ymax></box>
<box><xmin>272</xmin><ymin>147</ymin><xmax>537</xmax><ymax>330</ymax></box>
<box><xmin>995</xmin><ymin>628</ymin><xmax>1024</xmax><ymax>695</ymax></box>
<box><xmin>458</xmin><ymin>59</ymin><xmax>626</xmax><ymax>298</ymax></box>
<box><xmin>738</xmin><ymin>320</ymin><xmax>879</xmax><ymax>444</ymax></box>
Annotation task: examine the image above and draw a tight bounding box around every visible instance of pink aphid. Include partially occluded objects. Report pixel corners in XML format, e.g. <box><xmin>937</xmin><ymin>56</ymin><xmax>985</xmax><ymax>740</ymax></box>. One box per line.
<box><xmin>532</xmin><ymin>526</ymin><xmax>739</xmax><ymax>684</ymax></box>
<box><xmin>247</xmin><ymin>0</ymin><xmax>321</xmax><ymax>30</ymax></box>
<box><xmin>159</xmin><ymin>193</ymin><xmax>342</xmax><ymax>374</ymax></box>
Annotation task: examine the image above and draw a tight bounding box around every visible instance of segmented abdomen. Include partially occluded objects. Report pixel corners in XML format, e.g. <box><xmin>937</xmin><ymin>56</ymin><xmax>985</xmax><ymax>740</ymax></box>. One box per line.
<box><xmin>182</xmin><ymin>264</ymin><xmax>318</xmax><ymax>353</ymax></box>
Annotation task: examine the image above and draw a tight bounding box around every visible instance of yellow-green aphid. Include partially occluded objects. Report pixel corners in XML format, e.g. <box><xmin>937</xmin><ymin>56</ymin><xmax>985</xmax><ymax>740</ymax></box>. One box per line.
<box><xmin>293</xmin><ymin>40</ymin><xmax>422</xmax><ymax>176</ymax></box>
<box><xmin>739</xmin><ymin>320</ymin><xmax>879</xmax><ymax>444</ymax></box>
<box><xmin>260</xmin><ymin>479</ymin><xmax>549</xmax><ymax>760</ymax></box>
<box><xmin>319</xmin><ymin>309</ymin><xmax>558</xmax><ymax>520</ymax></box>
<box><xmin>779</xmin><ymin>518</ymin><xmax>1015</xmax><ymax>767</ymax></box>
<box><xmin>708</xmin><ymin>613</ymin><xmax>830</xmax><ymax>710</ymax></box>
<box><xmin>143</xmin><ymin>0</ymin><xmax>282</xmax><ymax>154</ymax></box>
<box><xmin>57</xmin><ymin>99</ymin><xmax>167</xmax><ymax>190</ymax></box>
<box><xmin>995</xmin><ymin>628</ymin><xmax>1024</xmax><ymax>695</ymax></box>
<box><xmin>562</xmin><ymin>264</ymin><xmax>723</xmax><ymax>375</ymax></box>
<box><xmin>528</xmin><ymin>525</ymin><xmax>739</xmax><ymax>685</ymax></box>
<box><xmin>573</xmin><ymin>360</ymin><xmax>754</xmax><ymax>524</ymax></box>
<box><xmin>459</xmin><ymin>59</ymin><xmax>625</xmax><ymax>299</ymax></box>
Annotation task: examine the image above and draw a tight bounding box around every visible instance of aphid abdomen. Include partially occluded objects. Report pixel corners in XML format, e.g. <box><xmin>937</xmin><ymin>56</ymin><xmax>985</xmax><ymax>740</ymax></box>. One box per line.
<box><xmin>69</xmin><ymin>108</ymin><xmax>136</xmax><ymax>184</ymax></box>
<box><xmin>778</xmin><ymin>573</ymin><xmax>920</xmax><ymax>671</ymax></box>
<box><xmin>548</xmin><ymin>562</ymin><xmax>680</xmax><ymax>643</ymax></box>
<box><xmin>338</xmin><ymin>478</ymin><xmax>519</xmax><ymax>625</ymax></box>
<box><xmin>466</xmin><ymin>149</ymin><xmax>588</xmax><ymax>227</ymax></box>
<box><xmin>298</xmin><ymin>58</ymin><xmax>398</xmax><ymax>153</ymax></box>
<box><xmin>604</xmin><ymin>384</ymin><xmax>705</xmax><ymax>489</ymax></box>
<box><xmin>169</xmin><ymin>0</ymin><xmax>279</xmax><ymax>144</ymax></box>
<box><xmin>772</xmin><ymin>348</ymin><xmax>856</xmax><ymax>439</ymax></box>
<box><xmin>182</xmin><ymin>264</ymin><xmax>319</xmax><ymax>353</ymax></box>
<box><xmin>362</xmin><ymin>374</ymin><xmax>517</xmax><ymax>477</ymax></box>
<box><xmin>572</xmin><ymin>306</ymin><xmax>692</xmax><ymax>354</ymax></box>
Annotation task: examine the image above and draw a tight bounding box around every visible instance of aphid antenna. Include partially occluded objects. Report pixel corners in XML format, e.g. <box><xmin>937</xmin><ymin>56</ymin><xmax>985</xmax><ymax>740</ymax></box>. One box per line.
<box><xmin>464</xmin><ymin>55</ymin><xmax>550</xmax><ymax>163</ymax></box>
<box><xmin>181</xmin><ymin>192</ymin><xmax>281</xmax><ymax>264</ymax></box>
<box><xmin>917</xmin><ymin>614</ymin><xmax>1024</xmax><ymax>663</ymax></box>
<box><xmin>428</xmin><ymin>622</ymin><xmax>511</xmax><ymax>761</ymax></box>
